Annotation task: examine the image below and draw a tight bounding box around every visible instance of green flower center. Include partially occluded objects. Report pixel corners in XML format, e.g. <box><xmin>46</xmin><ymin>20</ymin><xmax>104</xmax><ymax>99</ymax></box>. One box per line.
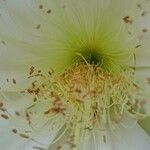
<box><xmin>77</xmin><ymin>49</ymin><xmax>102</xmax><ymax>65</ymax></box>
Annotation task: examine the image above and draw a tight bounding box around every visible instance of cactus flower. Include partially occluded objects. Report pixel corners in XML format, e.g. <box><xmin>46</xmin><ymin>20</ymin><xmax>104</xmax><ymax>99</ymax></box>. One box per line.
<box><xmin>0</xmin><ymin>0</ymin><xmax>150</xmax><ymax>150</ymax></box>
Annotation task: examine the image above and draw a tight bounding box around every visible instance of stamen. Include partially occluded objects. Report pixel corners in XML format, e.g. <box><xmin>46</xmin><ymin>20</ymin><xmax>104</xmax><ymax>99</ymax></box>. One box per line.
<box><xmin>19</xmin><ymin>133</ymin><xmax>29</xmax><ymax>139</ymax></box>
<box><xmin>25</xmin><ymin>64</ymin><xmax>146</xmax><ymax>132</ymax></box>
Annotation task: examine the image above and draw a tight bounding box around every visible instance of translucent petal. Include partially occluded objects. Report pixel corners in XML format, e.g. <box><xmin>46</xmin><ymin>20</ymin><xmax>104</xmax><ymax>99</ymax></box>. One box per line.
<box><xmin>0</xmin><ymin>92</ymin><xmax>65</xmax><ymax>149</ymax></box>
<box><xmin>111</xmin><ymin>121</ymin><xmax>150</xmax><ymax>150</ymax></box>
<box><xmin>77</xmin><ymin>115</ymin><xmax>150</xmax><ymax>150</ymax></box>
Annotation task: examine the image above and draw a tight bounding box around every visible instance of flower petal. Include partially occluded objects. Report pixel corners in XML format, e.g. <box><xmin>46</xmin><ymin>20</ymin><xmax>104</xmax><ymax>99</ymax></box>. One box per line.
<box><xmin>0</xmin><ymin>92</ymin><xmax>65</xmax><ymax>149</ymax></box>
<box><xmin>111</xmin><ymin>117</ymin><xmax>150</xmax><ymax>150</ymax></box>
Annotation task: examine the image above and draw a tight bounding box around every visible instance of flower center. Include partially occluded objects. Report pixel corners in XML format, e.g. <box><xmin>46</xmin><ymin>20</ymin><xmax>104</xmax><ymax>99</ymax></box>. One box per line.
<box><xmin>77</xmin><ymin>49</ymin><xmax>102</xmax><ymax>65</ymax></box>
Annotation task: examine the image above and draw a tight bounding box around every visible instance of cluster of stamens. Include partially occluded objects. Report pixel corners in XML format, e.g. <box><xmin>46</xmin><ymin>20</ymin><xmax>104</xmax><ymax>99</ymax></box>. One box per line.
<box><xmin>25</xmin><ymin>64</ymin><xmax>146</xmax><ymax>132</ymax></box>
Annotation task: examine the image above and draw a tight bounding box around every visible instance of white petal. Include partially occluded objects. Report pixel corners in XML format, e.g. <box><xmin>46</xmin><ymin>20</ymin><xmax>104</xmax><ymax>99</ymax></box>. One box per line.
<box><xmin>0</xmin><ymin>121</ymin><xmax>58</xmax><ymax>150</ymax></box>
<box><xmin>135</xmin><ymin>0</ymin><xmax>150</xmax><ymax>65</ymax></box>
<box><xmin>111</xmin><ymin>117</ymin><xmax>150</xmax><ymax>150</ymax></box>
<box><xmin>0</xmin><ymin>92</ymin><xmax>65</xmax><ymax>149</ymax></box>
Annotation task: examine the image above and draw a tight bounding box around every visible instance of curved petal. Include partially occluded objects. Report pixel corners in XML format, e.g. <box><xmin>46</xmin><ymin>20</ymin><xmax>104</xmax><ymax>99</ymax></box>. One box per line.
<box><xmin>0</xmin><ymin>92</ymin><xmax>65</xmax><ymax>149</ymax></box>
<box><xmin>78</xmin><ymin>115</ymin><xmax>150</xmax><ymax>150</ymax></box>
<box><xmin>111</xmin><ymin>122</ymin><xmax>150</xmax><ymax>150</ymax></box>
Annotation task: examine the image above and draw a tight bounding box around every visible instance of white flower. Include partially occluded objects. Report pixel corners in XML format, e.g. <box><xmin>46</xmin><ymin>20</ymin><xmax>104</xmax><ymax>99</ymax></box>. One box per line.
<box><xmin>0</xmin><ymin>0</ymin><xmax>150</xmax><ymax>150</ymax></box>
